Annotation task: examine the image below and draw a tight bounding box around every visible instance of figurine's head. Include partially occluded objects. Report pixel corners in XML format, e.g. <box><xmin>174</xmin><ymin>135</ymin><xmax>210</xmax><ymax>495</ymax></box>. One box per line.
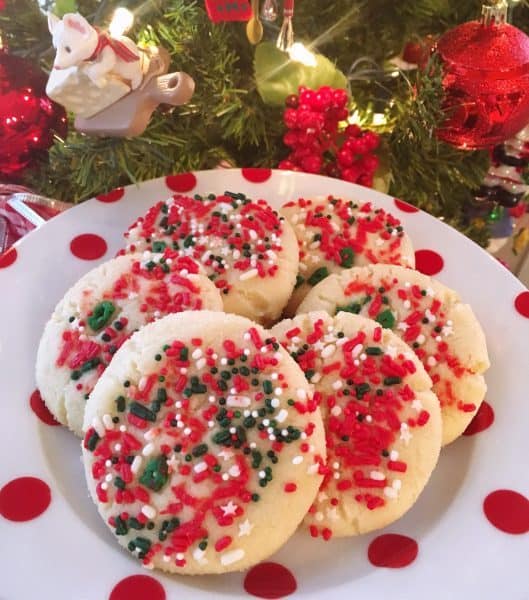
<box><xmin>48</xmin><ymin>13</ymin><xmax>98</xmax><ymax>69</ymax></box>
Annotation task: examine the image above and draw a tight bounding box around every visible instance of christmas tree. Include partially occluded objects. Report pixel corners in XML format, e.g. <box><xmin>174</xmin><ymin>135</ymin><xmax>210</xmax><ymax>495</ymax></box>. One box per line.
<box><xmin>2</xmin><ymin>0</ymin><xmax>529</xmax><ymax>248</ymax></box>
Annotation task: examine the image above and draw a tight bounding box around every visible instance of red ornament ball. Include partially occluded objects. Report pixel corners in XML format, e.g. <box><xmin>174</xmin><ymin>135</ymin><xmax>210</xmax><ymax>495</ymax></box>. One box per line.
<box><xmin>0</xmin><ymin>51</ymin><xmax>67</xmax><ymax>178</ymax></box>
<box><xmin>437</xmin><ymin>18</ymin><xmax>529</xmax><ymax>149</ymax></box>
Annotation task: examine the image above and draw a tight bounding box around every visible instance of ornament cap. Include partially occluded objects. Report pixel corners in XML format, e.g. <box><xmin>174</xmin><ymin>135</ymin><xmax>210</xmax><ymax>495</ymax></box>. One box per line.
<box><xmin>481</xmin><ymin>0</ymin><xmax>508</xmax><ymax>27</ymax></box>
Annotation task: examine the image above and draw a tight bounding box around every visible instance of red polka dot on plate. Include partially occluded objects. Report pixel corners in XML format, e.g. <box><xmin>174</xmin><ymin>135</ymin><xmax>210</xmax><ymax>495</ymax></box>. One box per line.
<box><xmin>514</xmin><ymin>291</ymin><xmax>529</xmax><ymax>318</ymax></box>
<box><xmin>414</xmin><ymin>249</ymin><xmax>444</xmax><ymax>276</ymax></box>
<box><xmin>0</xmin><ymin>477</ymin><xmax>51</xmax><ymax>521</ymax></box>
<box><xmin>241</xmin><ymin>168</ymin><xmax>272</xmax><ymax>183</ymax></box>
<box><xmin>393</xmin><ymin>198</ymin><xmax>419</xmax><ymax>213</ymax></box>
<box><xmin>70</xmin><ymin>233</ymin><xmax>107</xmax><ymax>260</ymax></box>
<box><xmin>109</xmin><ymin>575</ymin><xmax>165</xmax><ymax>600</ymax></box>
<box><xmin>244</xmin><ymin>562</ymin><xmax>297</xmax><ymax>599</ymax></box>
<box><xmin>368</xmin><ymin>534</ymin><xmax>418</xmax><ymax>568</ymax></box>
<box><xmin>463</xmin><ymin>401</ymin><xmax>494</xmax><ymax>436</ymax></box>
<box><xmin>30</xmin><ymin>389</ymin><xmax>60</xmax><ymax>426</ymax></box>
<box><xmin>97</xmin><ymin>187</ymin><xmax>125</xmax><ymax>203</ymax></box>
<box><xmin>166</xmin><ymin>172</ymin><xmax>197</xmax><ymax>193</ymax></box>
<box><xmin>0</xmin><ymin>247</ymin><xmax>17</xmax><ymax>269</ymax></box>
<box><xmin>483</xmin><ymin>490</ymin><xmax>529</xmax><ymax>534</ymax></box>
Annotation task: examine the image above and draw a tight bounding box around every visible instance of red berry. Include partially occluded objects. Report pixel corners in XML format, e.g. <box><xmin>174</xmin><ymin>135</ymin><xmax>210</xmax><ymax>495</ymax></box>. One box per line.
<box><xmin>337</xmin><ymin>108</ymin><xmax>349</xmax><ymax>120</ymax></box>
<box><xmin>285</xmin><ymin>94</ymin><xmax>299</xmax><ymax>108</ymax></box>
<box><xmin>300</xmin><ymin>89</ymin><xmax>316</xmax><ymax>106</ymax></box>
<box><xmin>301</xmin><ymin>154</ymin><xmax>323</xmax><ymax>174</ymax></box>
<box><xmin>278</xmin><ymin>159</ymin><xmax>296</xmax><ymax>170</ymax></box>
<box><xmin>337</xmin><ymin>148</ymin><xmax>354</xmax><ymax>167</ymax></box>
<box><xmin>313</xmin><ymin>88</ymin><xmax>333</xmax><ymax>111</ymax></box>
<box><xmin>357</xmin><ymin>173</ymin><xmax>373</xmax><ymax>187</ymax></box>
<box><xmin>332</xmin><ymin>88</ymin><xmax>348</xmax><ymax>109</ymax></box>
<box><xmin>345</xmin><ymin>124</ymin><xmax>362</xmax><ymax>138</ymax></box>
<box><xmin>297</xmin><ymin>110</ymin><xmax>316</xmax><ymax>129</ymax></box>
<box><xmin>283</xmin><ymin>131</ymin><xmax>299</xmax><ymax>147</ymax></box>
<box><xmin>341</xmin><ymin>165</ymin><xmax>362</xmax><ymax>183</ymax></box>
<box><xmin>509</xmin><ymin>203</ymin><xmax>527</xmax><ymax>218</ymax></box>
<box><xmin>362</xmin><ymin>130</ymin><xmax>380</xmax><ymax>151</ymax></box>
<box><xmin>284</xmin><ymin>108</ymin><xmax>298</xmax><ymax>128</ymax></box>
<box><xmin>326</xmin><ymin>163</ymin><xmax>341</xmax><ymax>178</ymax></box>
<box><xmin>347</xmin><ymin>137</ymin><xmax>369</xmax><ymax>155</ymax></box>
<box><xmin>361</xmin><ymin>154</ymin><xmax>380</xmax><ymax>172</ymax></box>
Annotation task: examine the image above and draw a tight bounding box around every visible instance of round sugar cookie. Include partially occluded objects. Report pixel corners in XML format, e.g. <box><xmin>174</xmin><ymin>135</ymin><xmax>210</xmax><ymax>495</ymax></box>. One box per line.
<box><xmin>36</xmin><ymin>252</ymin><xmax>223</xmax><ymax>437</ymax></box>
<box><xmin>280</xmin><ymin>196</ymin><xmax>415</xmax><ymax>315</ymax></box>
<box><xmin>297</xmin><ymin>264</ymin><xmax>490</xmax><ymax>445</ymax></box>
<box><xmin>122</xmin><ymin>191</ymin><xmax>299</xmax><ymax>325</ymax></box>
<box><xmin>270</xmin><ymin>311</ymin><xmax>442</xmax><ymax>538</ymax></box>
<box><xmin>82</xmin><ymin>311</ymin><xmax>326</xmax><ymax>575</ymax></box>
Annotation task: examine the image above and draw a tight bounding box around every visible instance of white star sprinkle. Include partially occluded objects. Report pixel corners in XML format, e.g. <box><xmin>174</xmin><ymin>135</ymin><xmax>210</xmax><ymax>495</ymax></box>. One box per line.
<box><xmin>238</xmin><ymin>519</ymin><xmax>254</xmax><ymax>537</ymax></box>
<box><xmin>221</xmin><ymin>500</ymin><xmax>238</xmax><ymax>516</ymax></box>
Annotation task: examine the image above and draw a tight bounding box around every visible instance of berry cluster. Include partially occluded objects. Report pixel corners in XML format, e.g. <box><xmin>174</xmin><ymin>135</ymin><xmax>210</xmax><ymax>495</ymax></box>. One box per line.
<box><xmin>278</xmin><ymin>86</ymin><xmax>380</xmax><ymax>187</ymax></box>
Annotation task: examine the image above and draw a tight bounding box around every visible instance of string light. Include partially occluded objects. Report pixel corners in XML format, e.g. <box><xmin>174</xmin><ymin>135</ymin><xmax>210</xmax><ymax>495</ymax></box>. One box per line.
<box><xmin>288</xmin><ymin>43</ymin><xmax>317</xmax><ymax>67</ymax></box>
<box><xmin>109</xmin><ymin>7</ymin><xmax>134</xmax><ymax>38</ymax></box>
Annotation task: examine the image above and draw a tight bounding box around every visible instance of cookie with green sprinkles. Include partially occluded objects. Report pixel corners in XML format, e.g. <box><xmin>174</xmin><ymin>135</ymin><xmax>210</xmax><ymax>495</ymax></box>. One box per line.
<box><xmin>121</xmin><ymin>192</ymin><xmax>299</xmax><ymax>326</ymax></box>
<box><xmin>36</xmin><ymin>251</ymin><xmax>222</xmax><ymax>437</ymax></box>
<box><xmin>270</xmin><ymin>310</ymin><xmax>442</xmax><ymax>538</ymax></box>
<box><xmin>297</xmin><ymin>264</ymin><xmax>490</xmax><ymax>445</ymax></box>
<box><xmin>81</xmin><ymin>311</ymin><xmax>325</xmax><ymax>574</ymax></box>
<box><xmin>280</xmin><ymin>196</ymin><xmax>415</xmax><ymax>316</ymax></box>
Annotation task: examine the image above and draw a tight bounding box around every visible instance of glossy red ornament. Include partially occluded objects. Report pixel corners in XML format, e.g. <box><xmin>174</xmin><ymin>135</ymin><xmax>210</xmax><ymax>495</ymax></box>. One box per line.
<box><xmin>437</xmin><ymin>18</ymin><xmax>529</xmax><ymax>149</ymax></box>
<box><xmin>0</xmin><ymin>51</ymin><xmax>67</xmax><ymax>178</ymax></box>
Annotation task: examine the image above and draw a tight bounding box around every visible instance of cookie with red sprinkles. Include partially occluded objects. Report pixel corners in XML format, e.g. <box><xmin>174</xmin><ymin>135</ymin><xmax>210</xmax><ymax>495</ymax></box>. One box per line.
<box><xmin>122</xmin><ymin>192</ymin><xmax>299</xmax><ymax>325</ymax></box>
<box><xmin>280</xmin><ymin>196</ymin><xmax>415</xmax><ymax>315</ymax></box>
<box><xmin>81</xmin><ymin>311</ymin><xmax>326</xmax><ymax>574</ymax></box>
<box><xmin>270</xmin><ymin>311</ymin><xmax>442</xmax><ymax>537</ymax></box>
<box><xmin>297</xmin><ymin>264</ymin><xmax>490</xmax><ymax>445</ymax></box>
<box><xmin>36</xmin><ymin>252</ymin><xmax>223</xmax><ymax>437</ymax></box>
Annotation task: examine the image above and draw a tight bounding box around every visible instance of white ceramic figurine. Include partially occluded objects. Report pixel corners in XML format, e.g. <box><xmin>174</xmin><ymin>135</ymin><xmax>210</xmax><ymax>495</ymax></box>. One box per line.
<box><xmin>47</xmin><ymin>12</ymin><xmax>144</xmax><ymax>89</ymax></box>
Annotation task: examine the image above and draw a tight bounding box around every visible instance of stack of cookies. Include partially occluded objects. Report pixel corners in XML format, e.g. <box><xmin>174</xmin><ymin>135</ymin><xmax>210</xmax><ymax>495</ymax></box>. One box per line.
<box><xmin>36</xmin><ymin>191</ymin><xmax>489</xmax><ymax>574</ymax></box>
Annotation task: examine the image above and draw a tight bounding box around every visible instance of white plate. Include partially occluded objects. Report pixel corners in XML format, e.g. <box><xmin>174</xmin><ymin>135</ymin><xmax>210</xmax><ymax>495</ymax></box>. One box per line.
<box><xmin>1</xmin><ymin>169</ymin><xmax>528</xmax><ymax>600</ymax></box>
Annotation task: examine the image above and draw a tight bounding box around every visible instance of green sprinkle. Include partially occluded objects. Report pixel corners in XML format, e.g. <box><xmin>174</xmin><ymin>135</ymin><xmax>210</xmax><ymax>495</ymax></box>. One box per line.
<box><xmin>85</xmin><ymin>430</ymin><xmax>100</xmax><ymax>451</ymax></box>
<box><xmin>180</xmin><ymin>347</ymin><xmax>189</xmax><ymax>361</ymax></box>
<box><xmin>87</xmin><ymin>301</ymin><xmax>115</xmax><ymax>331</ymax></box>
<box><xmin>154</xmin><ymin>354</ymin><xmax>162</xmax><ymax>361</ymax></box>
<box><xmin>139</xmin><ymin>455</ymin><xmax>169</xmax><ymax>491</ymax></box>
<box><xmin>183</xmin><ymin>235</ymin><xmax>195</xmax><ymax>248</ymax></box>
<box><xmin>339</xmin><ymin>247</ymin><xmax>355</xmax><ymax>268</ymax></box>
<box><xmin>152</xmin><ymin>241</ymin><xmax>167</xmax><ymax>253</ymax></box>
<box><xmin>213</xmin><ymin>430</ymin><xmax>231</xmax><ymax>445</ymax></box>
<box><xmin>198</xmin><ymin>540</ymin><xmax>208</xmax><ymax>551</ymax></box>
<box><xmin>384</xmin><ymin>376</ymin><xmax>402</xmax><ymax>386</ymax></box>
<box><xmin>128</xmin><ymin>517</ymin><xmax>144</xmax><ymax>530</ymax></box>
<box><xmin>263</xmin><ymin>380</ymin><xmax>273</xmax><ymax>394</ymax></box>
<box><xmin>355</xmin><ymin>383</ymin><xmax>371</xmax><ymax>398</ymax></box>
<box><xmin>305</xmin><ymin>369</ymin><xmax>315</xmax><ymax>380</ymax></box>
<box><xmin>114</xmin><ymin>477</ymin><xmax>126</xmax><ymax>490</ymax></box>
<box><xmin>336</xmin><ymin>302</ymin><xmax>361</xmax><ymax>315</ymax></box>
<box><xmin>365</xmin><ymin>347</ymin><xmax>383</xmax><ymax>355</ymax></box>
<box><xmin>130</xmin><ymin>402</ymin><xmax>156</xmax><ymax>422</ymax></box>
<box><xmin>192</xmin><ymin>443</ymin><xmax>208</xmax><ymax>457</ymax></box>
<box><xmin>251</xmin><ymin>493</ymin><xmax>260</xmax><ymax>502</ymax></box>
<box><xmin>307</xmin><ymin>266</ymin><xmax>329</xmax><ymax>286</ymax></box>
<box><xmin>114</xmin><ymin>516</ymin><xmax>128</xmax><ymax>535</ymax></box>
<box><xmin>294</xmin><ymin>274</ymin><xmax>305</xmax><ymax>289</ymax></box>
<box><xmin>133</xmin><ymin>537</ymin><xmax>151</xmax><ymax>554</ymax></box>
<box><xmin>376</xmin><ymin>309</ymin><xmax>395</xmax><ymax>329</ymax></box>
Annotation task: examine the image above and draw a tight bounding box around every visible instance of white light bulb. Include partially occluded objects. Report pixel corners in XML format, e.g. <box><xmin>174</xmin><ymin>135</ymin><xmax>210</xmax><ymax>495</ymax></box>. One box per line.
<box><xmin>109</xmin><ymin>7</ymin><xmax>134</xmax><ymax>37</ymax></box>
<box><xmin>288</xmin><ymin>42</ymin><xmax>317</xmax><ymax>67</ymax></box>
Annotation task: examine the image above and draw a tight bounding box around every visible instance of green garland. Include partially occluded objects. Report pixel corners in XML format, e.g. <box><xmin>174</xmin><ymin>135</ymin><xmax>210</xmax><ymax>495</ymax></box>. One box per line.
<box><xmin>2</xmin><ymin>0</ymin><xmax>528</xmax><ymax>245</ymax></box>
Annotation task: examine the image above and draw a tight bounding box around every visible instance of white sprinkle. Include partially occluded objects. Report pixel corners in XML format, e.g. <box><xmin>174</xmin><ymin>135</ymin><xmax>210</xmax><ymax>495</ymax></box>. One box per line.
<box><xmin>196</xmin><ymin>358</ymin><xmax>207</xmax><ymax>370</ymax></box>
<box><xmin>321</xmin><ymin>344</ymin><xmax>336</xmax><ymax>359</ymax></box>
<box><xmin>249</xmin><ymin>442</ymin><xmax>257</xmax><ymax>449</ymax></box>
<box><xmin>243</xmin><ymin>332</ymin><xmax>251</xmax><ymax>340</ymax></box>
<box><xmin>176</xmin><ymin>553</ymin><xmax>185</xmax><ymax>561</ymax></box>
<box><xmin>144</xmin><ymin>429</ymin><xmax>157</xmax><ymax>441</ymax></box>
<box><xmin>426</xmin><ymin>356</ymin><xmax>437</xmax><ymax>367</ymax></box>
<box><xmin>370</xmin><ymin>470</ymin><xmax>385</xmax><ymax>481</ymax></box>
<box><xmin>397</xmin><ymin>322</ymin><xmax>409</xmax><ymax>332</ymax></box>
<box><xmin>143</xmin><ymin>443</ymin><xmax>155</xmax><ymax>457</ymax></box>
<box><xmin>119</xmin><ymin>425</ymin><xmax>126</xmax><ymax>433</ymax></box>
<box><xmin>332</xmin><ymin>461</ymin><xmax>340</xmax><ymax>469</ymax></box>
<box><xmin>114</xmin><ymin>443</ymin><xmax>122</xmax><ymax>452</ymax></box>
<box><xmin>336</xmin><ymin>336</ymin><xmax>349</xmax><ymax>346</ymax></box>
<box><xmin>221</xmin><ymin>548</ymin><xmax>245</xmax><ymax>566</ymax></box>
<box><xmin>240</xmin><ymin>268</ymin><xmax>259</xmax><ymax>281</ymax></box>
<box><xmin>301</xmin><ymin>432</ymin><xmax>307</xmax><ymax>440</ymax></box>
<box><xmin>297</xmin><ymin>388</ymin><xmax>307</xmax><ymax>400</ymax></box>
<box><xmin>331</xmin><ymin>405</ymin><xmax>342</xmax><ymax>417</ymax></box>
<box><xmin>209</xmin><ymin>395</ymin><xmax>216</xmax><ymax>403</ymax></box>
<box><xmin>274</xmin><ymin>387</ymin><xmax>283</xmax><ymax>396</ymax></box>
<box><xmin>105</xmin><ymin>473</ymin><xmax>112</xmax><ymax>482</ymax></box>
<box><xmin>222</xmin><ymin>473</ymin><xmax>229</xmax><ymax>481</ymax></box>
<box><xmin>192</xmin><ymin>348</ymin><xmax>203</xmax><ymax>359</ymax></box>
<box><xmin>271</xmin><ymin>398</ymin><xmax>280</xmax><ymax>408</ymax></box>
<box><xmin>333</xmin><ymin>472</ymin><xmax>340</xmax><ymax>479</ymax></box>
<box><xmin>238</xmin><ymin>519</ymin><xmax>254</xmax><ymax>537</ymax></box>
<box><xmin>403</xmin><ymin>300</ymin><xmax>411</xmax><ymax>309</ymax></box>
<box><xmin>252</xmin><ymin>410</ymin><xmax>259</xmax><ymax>418</ymax></box>
<box><xmin>138</xmin><ymin>376</ymin><xmax>147</xmax><ymax>391</ymax></box>
<box><xmin>131</xmin><ymin>456</ymin><xmax>143</xmax><ymax>474</ymax></box>
<box><xmin>92</xmin><ymin>417</ymin><xmax>105</xmax><ymax>438</ymax></box>
<box><xmin>101</xmin><ymin>482</ymin><xmax>108</xmax><ymax>490</ymax></box>
<box><xmin>229</xmin><ymin>427</ymin><xmax>237</xmax><ymax>434</ymax></box>
<box><xmin>281</xmin><ymin>429</ymin><xmax>288</xmax><ymax>436</ymax></box>
<box><xmin>390</xmin><ymin>450</ymin><xmax>399</xmax><ymax>461</ymax></box>
<box><xmin>105</xmin><ymin>459</ymin><xmax>112</xmax><ymax>467</ymax></box>
<box><xmin>180</xmin><ymin>367</ymin><xmax>187</xmax><ymax>375</ymax></box>
<box><xmin>267</xmin><ymin>427</ymin><xmax>274</xmax><ymax>434</ymax></box>
<box><xmin>175</xmin><ymin>401</ymin><xmax>182</xmax><ymax>409</ymax></box>
<box><xmin>228</xmin><ymin>465</ymin><xmax>241</xmax><ymax>477</ymax></box>
<box><xmin>227</xmin><ymin>395</ymin><xmax>251</xmax><ymax>407</ymax></box>
<box><xmin>384</xmin><ymin>486</ymin><xmax>398</xmax><ymax>499</ymax></box>
<box><xmin>163</xmin><ymin>555</ymin><xmax>171</xmax><ymax>563</ymax></box>
<box><xmin>208</xmin><ymin>420</ymin><xmax>215</xmax><ymax>428</ymax></box>
<box><xmin>184</xmin><ymin>427</ymin><xmax>192</xmax><ymax>435</ymax></box>
<box><xmin>365</xmin><ymin>415</ymin><xmax>373</xmax><ymax>423</ymax></box>
<box><xmin>292</xmin><ymin>455</ymin><xmax>303</xmax><ymax>465</ymax></box>
<box><xmin>352</xmin><ymin>343</ymin><xmax>363</xmax><ymax>357</ymax></box>
<box><xmin>221</xmin><ymin>357</ymin><xmax>228</xmax><ymax>365</ymax></box>
<box><xmin>435</xmin><ymin>335</ymin><xmax>442</xmax><ymax>342</ymax></box>
<box><xmin>102</xmin><ymin>414</ymin><xmax>114</xmax><ymax>430</ymax></box>
<box><xmin>194</xmin><ymin>461</ymin><xmax>208</xmax><ymax>473</ymax></box>
<box><xmin>244</xmin><ymin>348</ymin><xmax>251</xmax><ymax>356</ymax></box>
<box><xmin>142</xmin><ymin>505</ymin><xmax>156</xmax><ymax>519</ymax></box>
<box><xmin>276</xmin><ymin>409</ymin><xmax>288</xmax><ymax>423</ymax></box>
<box><xmin>315</xmin><ymin>511</ymin><xmax>324</xmax><ymax>522</ymax></box>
